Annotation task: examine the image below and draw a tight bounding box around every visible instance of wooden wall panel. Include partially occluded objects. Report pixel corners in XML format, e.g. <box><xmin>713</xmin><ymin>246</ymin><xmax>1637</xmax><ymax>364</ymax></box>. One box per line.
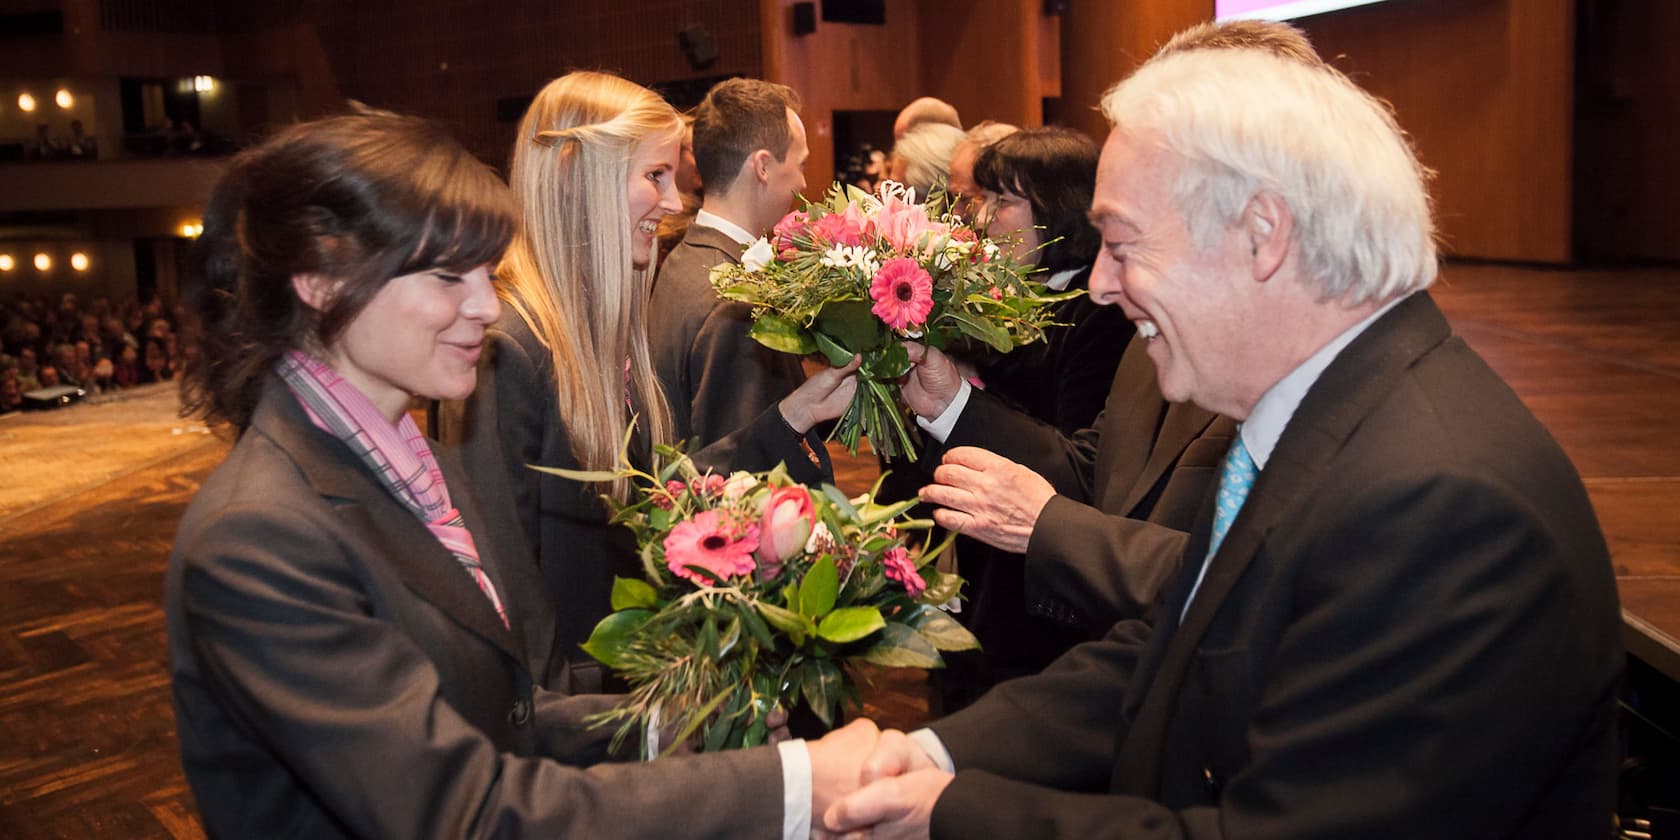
<box><xmin>760</xmin><ymin>0</ymin><xmax>921</xmax><ymax>188</ymax></box>
<box><xmin>1047</xmin><ymin>0</ymin><xmax>1211</xmax><ymax>142</ymax></box>
<box><xmin>917</xmin><ymin>0</ymin><xmax>1045</xmax><ymax>130</ymax></box>
<box><xmin>1301</xmin><ymin>0</ymin><xmax>1576</xmax><ymax>263</ymax></box>
<box><xmin>1575</xmin><ymin>0</ymin><xmax>1680</xmax><ymax>263</ymax></box>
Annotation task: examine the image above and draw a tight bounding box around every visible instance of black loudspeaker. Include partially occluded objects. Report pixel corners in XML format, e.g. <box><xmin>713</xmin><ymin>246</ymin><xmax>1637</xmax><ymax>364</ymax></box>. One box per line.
<box><xmin>1042</xmin><ymin>0</ymin><xmax>1069</xmax><ymax>14</ymax></box>
<box><xmin>792</xmin><ymin>2</ymin><xmax>816</xmax><ymax>36</ymax></box>
<box><xmin>678</xmin><ymin>23</ymin><xmax>719</xmax><ymax>70</ymax></box>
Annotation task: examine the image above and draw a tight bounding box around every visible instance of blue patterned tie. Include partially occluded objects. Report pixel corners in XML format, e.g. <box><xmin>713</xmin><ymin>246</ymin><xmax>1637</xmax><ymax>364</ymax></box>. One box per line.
<box><xmin>1208</xmin><ymin>435</ymin><xmax>1257</xmax><ymax>558</ymax></box>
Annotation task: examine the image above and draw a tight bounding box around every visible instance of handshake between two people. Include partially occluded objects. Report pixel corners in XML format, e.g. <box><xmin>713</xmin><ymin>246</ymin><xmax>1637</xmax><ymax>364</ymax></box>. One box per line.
<box><xmin>805</xmin><ymin>719</ymin><xmax>955</xmax><ymax>840</ymax></box>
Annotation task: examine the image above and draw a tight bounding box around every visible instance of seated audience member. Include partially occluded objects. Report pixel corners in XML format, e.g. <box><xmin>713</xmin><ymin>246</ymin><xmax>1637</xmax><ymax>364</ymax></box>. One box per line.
<box><xmin>144</xmin><ymin>339</ymin><xmax>172</xmax><ymax>382</ymax></box>
<box><xmin>113</xmin><ymin>344</ymin><xmax>143</xmax><ymax>389</ymax></box>
<box><xmin>814</xmin><ymin>21</ymin><xmax>1623</xmax><ymax>839</ymax></box>
<box><xmin>945</xmin><ymin>121</ymin><xmax>1018</xmax><ymax>221</ymax></box>
<box><xmin>0</xmin><ymin>372</ymin><xmax>20</xmax><ymax>413</ymax></box>
<box><xmin>167</xmin><ymin>106</ymin><xmax>879</xmax><ymax>839</ymax></box>
<box><xmin>889</xmin><ymin>122</ymin><xmax>966</xmax><ymax>199</ymax></box>
<box><xmin>894</xmin><ymin>96</ymin><xmax>962</xmax><ymax>141</ymax></box>
<box><xmin>650</xmin><ymin>78</ymin><xmax>819</xmax><ymax>452</ymax></box>
<box><xmin>35</xmin><ymin>364</ymin><xmax>62</xmax><ymax>389</ymax></box>
<box><xmin>16</xmin><ymin>347</ymin><xmax>40</xmax><ymax>391</ymax></box>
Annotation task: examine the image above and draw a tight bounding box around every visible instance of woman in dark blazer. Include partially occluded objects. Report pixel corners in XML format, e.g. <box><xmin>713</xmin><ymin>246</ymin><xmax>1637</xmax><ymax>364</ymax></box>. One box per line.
<box><xmin>439</xmin><ymin>72</ymin><xmax>856</xmax><ymax>691</ymax></box>
<box><xmin>943</xmin><ymin>127</ymin><xmax>1136</xmax><ymax>703</ymax></box>
<box><xmin>166</xmin><ymin>110</ymin><xmax>807</xmax><ymax>838</ymax></box>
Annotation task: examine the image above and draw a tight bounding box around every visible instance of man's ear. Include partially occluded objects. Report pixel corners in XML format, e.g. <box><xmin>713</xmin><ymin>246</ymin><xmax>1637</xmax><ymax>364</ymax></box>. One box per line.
<box><xmin>291</xmin><ymin>273</ymin><xmax>339</xmax><ymax>313</ymax></box>
<box><xmin>747</xmin><ymin>148</ymin><xmax>776</xmax><ymax>186</ymax></box>
<box><xmin>1243</xmin><ymin>192</ymin><xmax>1294</xmax><ymax>282</ymax></box>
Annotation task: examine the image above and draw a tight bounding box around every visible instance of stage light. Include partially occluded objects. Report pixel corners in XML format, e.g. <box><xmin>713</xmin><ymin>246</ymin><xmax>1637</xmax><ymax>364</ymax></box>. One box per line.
<box><xmin>18</xmin><ymin>92</ymin><xmax>36</xmax><ymax>112</ymax></box>
<box><xmin>194</xmin><ymin>75</ymin><xmax>215</xmax><ymax>93</ymax></box>
<box><xmin>34</xmin><ymin>253</ymin><xmax>52</xmax><ymax>272</ymax></box>
<box><xmin>180</xmin><ymin>222</ymin><xmax>203</xmax><ymax>238</ymax></box>
<box><xmin>55</xmin><ymin>89</ymin><xmax>73</xmax><ymax>109</ymax></box>
<box><xmin>0</xmin><ymin>254</ymin><xmax>14</xmax><ymax>272</ymax></box>
<box><xmin>70</xmin><ymin>252</ymin><xmax>90</xmax><ymax>272</ymax></box>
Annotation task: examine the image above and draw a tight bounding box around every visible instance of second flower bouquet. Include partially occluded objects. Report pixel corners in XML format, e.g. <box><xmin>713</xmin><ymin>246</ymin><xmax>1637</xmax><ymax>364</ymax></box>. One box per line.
<box><xmin>709</xmin><ymin>181</ymin><xmax>1076</xmax><ymax>460</ymax></box>
<box><xmin>539</xmin><ymin>445</ymin><xmax>977</xmax><ymax>755</ymax></box>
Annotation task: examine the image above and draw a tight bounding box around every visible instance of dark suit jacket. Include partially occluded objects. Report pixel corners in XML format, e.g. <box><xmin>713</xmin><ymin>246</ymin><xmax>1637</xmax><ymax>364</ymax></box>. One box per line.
<box><xmin>438</xmin><ymin>312</ymin><xmax>826</xmax><ymax>683</ymax></box>
<box><xmin>650</xmin><ymin>223</ymin><xmax>810</xmax><ymax>450</ymax></box>
<box><xmin>934</xmin><ymin>330</ymin><xmax>1236</xmax><ymax>634</ymax></box>
<box><xmin>928</xmin><ymin>293</ymin><xmax>1623</xmax><ymax>838</ymax></box>
<box><xmin>166</xmin><ymin>379</ymin><xmax>784</xmax><ymax>839</ymax></box>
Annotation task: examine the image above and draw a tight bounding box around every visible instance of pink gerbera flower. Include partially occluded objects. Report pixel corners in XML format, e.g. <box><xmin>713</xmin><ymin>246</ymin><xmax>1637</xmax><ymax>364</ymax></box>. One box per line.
<box><xmin>881</xmin><ymin>546</ymin><xmax>925</xmax><ymax>597</ymax></box>
<box><xmin>664</xmin><ymin>510</ymin><xmax>759</xmax><ymax>584</ymax></box>
<box><xmin>869</xmin><ymin>258</ymin><xmax>935</xmax><ymax>330</ymax></box>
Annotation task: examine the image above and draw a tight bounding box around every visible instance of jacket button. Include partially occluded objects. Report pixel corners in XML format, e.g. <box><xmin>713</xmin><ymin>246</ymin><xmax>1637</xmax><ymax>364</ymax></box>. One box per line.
<box><xmin>509</xmin><ymin>698</ymin><xmax>531</xmax><ymax>726</ymax></box>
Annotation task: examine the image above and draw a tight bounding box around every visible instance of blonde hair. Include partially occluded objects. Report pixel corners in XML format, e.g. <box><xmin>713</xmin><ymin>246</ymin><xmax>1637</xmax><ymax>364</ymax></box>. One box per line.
<box><xmin>502</xmin><ymin>70</ymin><xmax>682</xmax><ymax>500</ymax></box>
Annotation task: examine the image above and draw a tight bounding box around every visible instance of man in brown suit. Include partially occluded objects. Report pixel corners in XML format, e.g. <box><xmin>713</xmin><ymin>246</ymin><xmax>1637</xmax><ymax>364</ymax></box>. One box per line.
<box><xmin>650</xmin><ymin>78</ymin><xmax>815</xmax><ymax>453</ymax></box>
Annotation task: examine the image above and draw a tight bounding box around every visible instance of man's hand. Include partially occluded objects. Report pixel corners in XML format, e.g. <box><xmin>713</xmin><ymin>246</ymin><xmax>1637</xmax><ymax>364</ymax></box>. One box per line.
<box><xmin>822</xmin><ymin>769</ymin><xmax>954</xmax><ymax>840</ymax></box>
<box><xmin>919</xmin><ymin>446</ymin><xmax>1056</xmax><ymax>554</ymax></box>
<box><xmin>806</xmin><ymin>718</ymin><xmax>882</xmax><ymax>823</ymax></box>
<box><xmin>860</xmin><ymin>729</ymin><xmax>938</xmax><ymax>784</ymax></box>
<box><xmin>900</xmin><ymin>343</ymin><xmax>964</xmax><ymax>420</ymax></box>
<box><xmin>782</xmin><ymin>355</ymin><xmax>863</xmax><ymax>433</ymax></box>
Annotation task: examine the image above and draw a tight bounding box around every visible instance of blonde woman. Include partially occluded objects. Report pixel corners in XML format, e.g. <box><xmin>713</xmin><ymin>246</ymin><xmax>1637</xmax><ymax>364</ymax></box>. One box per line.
<box><xmin>442</xmin><ymin>71</ymin><xmax>855</xmax><ymax>691</ymax></box>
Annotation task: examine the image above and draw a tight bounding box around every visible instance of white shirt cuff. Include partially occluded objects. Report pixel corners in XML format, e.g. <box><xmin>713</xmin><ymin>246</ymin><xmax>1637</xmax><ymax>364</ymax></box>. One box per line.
<box><xmin>915</xmin><ymin>380</ymin><xmax>973</xmax><ymax>444</ymax></box>
<box><xmin>778</xmin><ymin>739</ymin><xmax>812</xmax><ymax>840</ymax></box>
<box><xmin>908</xmin><ymin>727</ymin><xmax>956</xmax><ymax>773</ymax></box>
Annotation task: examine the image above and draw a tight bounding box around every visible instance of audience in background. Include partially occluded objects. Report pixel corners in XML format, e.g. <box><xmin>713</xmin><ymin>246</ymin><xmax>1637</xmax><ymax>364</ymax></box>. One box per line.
<box><xmin>893</xmin><ymin>95</ymin><xmax>962</xmax><ymax>141</ymax></box>
<box><xmin>889</xmin><ymin>121</ymin><xmax>965</xmax><ymax>198</ymax></box>
<box><xmin>0</xmin><ymin>292</ymin><xmax>188</xmax><ymax>401</ymax></box>
<box><xmin>946</xmin><ymin>121</ymin><xmax>1019</xmax><ymax>220</ymax></box>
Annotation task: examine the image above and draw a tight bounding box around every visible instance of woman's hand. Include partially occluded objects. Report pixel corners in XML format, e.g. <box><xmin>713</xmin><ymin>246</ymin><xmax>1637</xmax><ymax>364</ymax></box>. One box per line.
<box><xmin>780</xmin><ymin>355</ymin><xmax>863</xmax><ymax>433</ymax></box>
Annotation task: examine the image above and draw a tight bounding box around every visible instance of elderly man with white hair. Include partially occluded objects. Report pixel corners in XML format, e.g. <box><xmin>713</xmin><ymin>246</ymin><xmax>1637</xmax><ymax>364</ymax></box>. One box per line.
<box><xmin>813</xmin><ymin>20</ymin><xmax>1621</xmax><ymax>840</ymax></box>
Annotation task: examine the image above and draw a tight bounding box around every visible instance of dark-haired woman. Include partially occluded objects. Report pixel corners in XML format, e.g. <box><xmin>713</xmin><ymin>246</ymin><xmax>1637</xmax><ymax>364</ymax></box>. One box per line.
<box><xmin>165</xmin><ymin>109</ymin><xmax>847</xmax><ymax>838</ymax></box>
<box><xmin>942</xmin><ymin>126</ymin><xmax>1136</xmax><ymax>707</ymax></box>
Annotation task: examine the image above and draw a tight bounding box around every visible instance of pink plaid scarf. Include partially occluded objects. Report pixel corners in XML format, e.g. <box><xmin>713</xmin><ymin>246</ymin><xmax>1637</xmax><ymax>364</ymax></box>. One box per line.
<box><xmin>277</xmin><ymin>350</ymin><xmax>509</xmax><ymax>629</ymax></box>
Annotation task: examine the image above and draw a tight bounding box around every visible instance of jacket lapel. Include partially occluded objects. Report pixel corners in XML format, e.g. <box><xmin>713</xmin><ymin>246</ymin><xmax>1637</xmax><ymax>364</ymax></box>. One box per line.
<box><xmin>1120</xmin><ymin>401</ymin><xmax>1221</xmax><ymax>516</ymax></box>
<box><xmin>252</xmin><ymin>379</ymin><xmax>531</xmax><ymax>667</ymax></box>
<box><xmin>1111</xmin><ymin>292</ymin><xmax>1454</xmax><ymax>796</ymax></box>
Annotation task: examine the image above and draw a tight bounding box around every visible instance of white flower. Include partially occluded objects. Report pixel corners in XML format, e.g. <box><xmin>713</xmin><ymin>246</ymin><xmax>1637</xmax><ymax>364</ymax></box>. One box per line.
<box><xmin>805</xmin><ymin>521</ymin><xmax>834</xmax><ymax>555</ymax></box>
<box><xmin>741</xmin><ymin>236</ymin><xmax>776</xmax><ymax>272</ymax></box>
<box><xmin>722</xmin><ymin>471</ymin><xmax>757</xmax><ymax>500</ymax></box>
<box><xmin>819</xmin><ymin>245</ymin><xmax>882</xmax><ymax>276</ymax></box>
<box><xmin>982</xmin><ymin>240</ymin><xmax>1000</xmax><ymax>261</ymax></box>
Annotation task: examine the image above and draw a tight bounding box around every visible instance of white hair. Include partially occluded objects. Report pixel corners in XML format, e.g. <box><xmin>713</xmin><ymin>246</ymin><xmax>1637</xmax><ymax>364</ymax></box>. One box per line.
<box><xmin>1101</xmin><ymin>47</ymin><xmax>1437</xmax><ymax>304</ymax></box>
<box><xmin>892</xmin><ymin>122</ymin><xmax>966</xmax><ymax>196</ymax></box>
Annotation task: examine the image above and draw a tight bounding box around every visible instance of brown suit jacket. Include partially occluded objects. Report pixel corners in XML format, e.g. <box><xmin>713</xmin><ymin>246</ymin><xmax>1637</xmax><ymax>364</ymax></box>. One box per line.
<box><xmin>928</xmin><ymin>292</ymin><xmax>1621</xmax><ymax>838</ymax></box>
<box><xmin>167</xmin><ymin>378</ymin><xmax>785</xmax><ymax>839</ymax></box>
<box><xmin>932</xmin><ymin>332</ymin><xmax>1237</xmax><ymax>633</ymax></box>
<box><xmin>650</xmin><ymin>223</ymin><xmax>813</xmax><ymax>451</ymax></box>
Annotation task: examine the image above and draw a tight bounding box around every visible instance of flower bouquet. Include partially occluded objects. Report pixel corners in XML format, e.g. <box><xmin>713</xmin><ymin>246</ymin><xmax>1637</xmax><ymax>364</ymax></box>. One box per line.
<box><xmin>537</xmin><ymin>443</ymin><xmax>976</xmax><ymax>755</ymax></box>
<box><xmin>710</xmin><ymin>181</ymin><xmax>1076</xmax><ymax>460</ymax></box>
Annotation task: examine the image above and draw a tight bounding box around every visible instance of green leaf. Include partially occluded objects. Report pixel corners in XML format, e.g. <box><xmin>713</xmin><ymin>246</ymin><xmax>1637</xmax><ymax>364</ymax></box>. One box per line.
<box><xmin>758</xmin><ymin>602</ymin><xmax>812</xmax><ymax>646</ymax></box>
<box><xmin>697</xmin><ymin>615</ymin><xmax>720</xmax><ymax>659</ymax></box>
<box><xmin>738</xmin><ymin>602</ymin><xmax>777</xmax><ymax>648</ymax></box>
<box><xmin>910</xmin><ymin>607</ymin><xmax>980</xmax><ymax>652</ymax></box>
<box><xmin>798</xmin><ymin>556</ymin><xmax>840</xmax><ymax>618</ymax></box>
<box><xmin>820</xmin><ymin>483</ymin><xmax>861</xmax><ymax>520</ymax></box>
<box><xmin>609</xmin><ymin>577</ymin><xmax>659</xmax><ymax>611</ymax></box>
<box><xmin>527</xmin><ymin>464</ymin><xmax>621</xmax><ymax>483</ymax></box>
<box><xmin>816</xmin><ymin>606</ymin><xmax>887</xmax><ymax>644</ymax></box>
<box><xmin>811</xmin><ymin>330</ymin><xmax>856</xmax><ymax>367</ymax></box>
<box><xmin>750</xmin><ymin>313</ymin><xmax>820</xmax><ymax>355</ymax></box>
<box><xmin>856</xmin><ymin>622</ymin><xmax>942</xmax><ymax>668</ymax></box>
<box><xmin>578</xmin><ymin>609</ymin><xmax>653</xmax><ymax>669</ymax></box>
<box><xmin>919</xmin><ymin>569</ymin><xmax>964</xmax><ymax>607</ymax></box>
<box><xmin>800</xmin><ymin>658</ymin><xmax>845</xmax><ymax>727</ymax></box>
<box><xmin>815</xmin><ymin>299</ymin><xmax>886</xmax><ymax>353</ymax></box>
<box><xmin>717</xmin><ymin>615</ymin><xmax>743</xmax><ymax>659</ymax></box>
<box><xmin>867</xmin><ymin>342</ymin><xmax>912</xmax><ymax>379</ymax></box>
<box><xmin>944</xmin><ymin>309</ymin><xmax>1014</xmax><ymax>352</ymax></box>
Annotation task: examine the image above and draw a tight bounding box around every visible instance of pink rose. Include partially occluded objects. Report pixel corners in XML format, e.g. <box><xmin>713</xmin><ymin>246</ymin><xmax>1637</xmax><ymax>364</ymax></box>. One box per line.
<box><xmin>756</xmin><ymin>486</ymin><xmax>816</xmax><ymax>577</ymax></box>
<box><xmin>772</xmin><ymin>210</ymin><xmax>812</xmax><ymax>257</ymax></box>
<box><xmin>881</xmin><ymin>546</ymin><xmax>925</xmax><ymax>597</ymax></box>
<box><xmin>811</xmin><ymin>203</ymin><xmax>871</xmax><ymax>248</ymax></box>
<box><xmin>874</xmin><ymin>196</ymin><xmax>940</xmax><ymax>254</ymax></box>
<box><xmin>665</xmin><ymin>510</ymin><xmax>759</xmax><ymax>584</ymax></box>
<box><xmin>689</xmin><ymin>474</ymin><xmax>727</xmax><ymax>497</ymax></box>
<box><xmin>869</xmin><ymin>258</ymin><xmax>935</xmax><ymax>331</ymax></box>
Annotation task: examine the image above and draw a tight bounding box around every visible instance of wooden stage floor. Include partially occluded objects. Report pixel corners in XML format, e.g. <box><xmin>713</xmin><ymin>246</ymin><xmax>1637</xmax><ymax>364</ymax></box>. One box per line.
<box><xmin>1</xmin><ymin>262</ymin><xmax>1675</xmax><ymax>837</ymax></box>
